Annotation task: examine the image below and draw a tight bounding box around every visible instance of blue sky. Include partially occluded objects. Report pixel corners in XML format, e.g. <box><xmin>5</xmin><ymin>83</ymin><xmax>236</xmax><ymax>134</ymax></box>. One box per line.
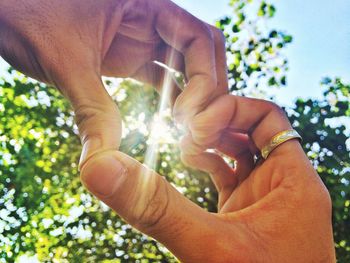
<box><xmin>1</xmin><ymin>0</ymin><xmax>349</xmax><ymax>106</ymax></box>
<box><xmin>173</xmin><ymin>0</ymin><xmax>350</xmax><ymax>105</ymax></box>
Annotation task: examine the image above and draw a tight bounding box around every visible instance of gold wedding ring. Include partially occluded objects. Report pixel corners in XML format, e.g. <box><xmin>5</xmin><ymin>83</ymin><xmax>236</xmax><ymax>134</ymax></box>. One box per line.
<box><xmin>261</xmin><ymin>129</ymin><xmax>302</xmax><ymax>159</ymax></box>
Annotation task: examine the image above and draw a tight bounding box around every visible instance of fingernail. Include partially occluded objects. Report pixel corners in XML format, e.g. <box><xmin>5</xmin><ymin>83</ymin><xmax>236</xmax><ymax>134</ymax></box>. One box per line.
<box><xmin>79</xmin><ymin>138</ymin><xmax>102</xmax><ymax>171</ymax></box>
<box><xmin>81</xmin><ymin>155</ymin><xmax>126</xmax><ymax>198</ymax></box>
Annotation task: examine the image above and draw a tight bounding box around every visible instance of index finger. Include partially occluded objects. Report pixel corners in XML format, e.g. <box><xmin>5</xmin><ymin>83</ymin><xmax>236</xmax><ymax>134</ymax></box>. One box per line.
<box><xmin>154</xmin><ymin>0</ymin><xmax>217</xmax><ymax>124</ymax></box>
<box><xmin>189</xmin><ymin>95</ymin><xmax>294</xmax><ymax>153</ymax></box>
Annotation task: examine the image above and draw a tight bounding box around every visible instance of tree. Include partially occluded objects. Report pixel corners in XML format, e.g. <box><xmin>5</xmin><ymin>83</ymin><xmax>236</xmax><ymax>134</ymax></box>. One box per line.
<box><xmin>288</xmin><ymin>78</ymin><xmax>350</xmax><ymax>261</ymax></box>
<box><xmin>0</xmin><ymin>0</ymin><xmax>349</xmax><ymax>262</ymax></box>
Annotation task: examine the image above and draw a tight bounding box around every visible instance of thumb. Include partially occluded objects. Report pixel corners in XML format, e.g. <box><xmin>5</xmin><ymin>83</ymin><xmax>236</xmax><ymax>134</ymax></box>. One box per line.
<box><xmin>58</xmin><ymin>75</ymin><xmax>122</xmax><ymax>170</ymax></box>
<box><xmin>80</xmin><ymin>150</ymin><xmax>219</xmax><ymax>261</ymax></box>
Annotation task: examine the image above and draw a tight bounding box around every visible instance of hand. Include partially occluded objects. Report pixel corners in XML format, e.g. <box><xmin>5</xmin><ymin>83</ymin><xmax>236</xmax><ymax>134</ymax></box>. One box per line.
<box><xmin>80</xmin><ymin>94</ymin><xmax>336</xmax><ymax>262</ymax></box>
<box><xmin>0</xmin><ymin>0</ymin><xmax>227</xmax><ymax>167</ymax></box>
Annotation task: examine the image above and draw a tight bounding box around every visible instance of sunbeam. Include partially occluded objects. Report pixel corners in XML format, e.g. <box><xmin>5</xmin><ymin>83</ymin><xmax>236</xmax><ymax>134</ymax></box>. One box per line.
<box><xmin>144</xmin><ymin>54</ymin><xmax>183</xmax><ymax>170</ymax></box>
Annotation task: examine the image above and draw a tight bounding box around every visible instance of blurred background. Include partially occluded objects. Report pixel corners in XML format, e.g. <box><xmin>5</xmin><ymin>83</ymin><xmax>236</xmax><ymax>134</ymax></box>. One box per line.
<box><xmin>0</xmin><ymin>0</ymin><xmax>349</xmax><ymax>262</ymax></box>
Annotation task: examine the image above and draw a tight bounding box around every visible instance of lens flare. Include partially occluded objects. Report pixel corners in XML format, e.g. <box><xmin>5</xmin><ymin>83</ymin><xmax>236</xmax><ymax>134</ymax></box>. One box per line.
<box><xmin>144</xmin><ymin>54</ymin><xmax>183</xmax><ymax>170</ymax></box>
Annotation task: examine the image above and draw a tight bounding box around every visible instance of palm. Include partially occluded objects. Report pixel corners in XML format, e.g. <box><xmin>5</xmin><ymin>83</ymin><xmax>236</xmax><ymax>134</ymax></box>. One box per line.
<box><xmin>218</xmin><ymin>160</ymin><xmax>276</xmax><ymax>213</ymax></box>
<box><xmin>101</xmin><ymin>27</ymin><xmax>176</xmax><ymax>81</ymax></box>
<box><xmin>215</xmin><ymin>136</ymin><xmax>305</xmax><ymax>214</ymax></box>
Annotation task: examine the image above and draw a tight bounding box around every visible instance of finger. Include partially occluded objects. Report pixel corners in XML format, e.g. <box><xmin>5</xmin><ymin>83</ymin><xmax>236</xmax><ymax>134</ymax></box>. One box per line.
<box><xmin>181</xmin><ymin>151</ymin><xmax>237</xmax><ymax>210</ymax></box>
<box><xmin>102</xmin><ymin>33</ymin><xmax>157</xmax><ymax>78</ymax></box>
<box><xmin>216</xmin><ymin>131</ymin><xmax>259</xmax><ymax>158</ymax></box>
<box><xmin>208</xmin><ymin>24</ymin><xmax>229</xmax><ymax>97</ymax></box>
<box><xmin>216</xmin><ymin>132</ymin><xmax>255</xmax><ymax>183</ymax></box>
<box><xmin>190</xmin><ymin>95</ymin><xmax>293</xmax><ymax>153</ymax></box>
<box><xmin>132</xmin><ymin>61</ymin><xmax>182</xmax><ymax>107</ymax></box>
<box><xmin>180</xmin><ymin>134</ymin><xmax>236</xmax><ymax>188</ymax></box>
<box><xmin>155</xmin><ymin>1</ymin><xmax>217</xmax><ymax>125</ymax></box>
<box><xmin>55</xmin><ymin>73</ymin><xmax>122</xmax><ymax>170</ymax></box>
<box><xmin>216</xmin><ymin>132</ymin><xmax>251</xmax><ymax>158</ymax></box>
<box><xmin>80</xmin><ymin>150</ymin><xmax>218</xmax><ymax>262</ymax></box>
<box><xmin>156</xmin><ymin>44</ymin><xmax>186</xmax><ymax>74</ymax></box>
<box><xmin>180</xmin><ymin>133</ymin><xmax>238</xmax><ymax>207</ymax></box>
<box><xmin>180</xmin><ymin>132</ymin><xmax>254</xmax><ymax>198</ymax></box>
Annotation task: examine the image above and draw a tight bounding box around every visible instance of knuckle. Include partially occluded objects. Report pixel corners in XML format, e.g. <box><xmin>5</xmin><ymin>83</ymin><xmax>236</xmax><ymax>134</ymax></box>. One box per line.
<box><xmin>204</xmin><ymin>74</ymin><xmax>218</xmax><ymax>89</ymax></box>
<box><xmin>180</xmin><ymin>152</ymin><xmax>195</xmax><ymax>168</ymax></box>
<box><xmin>74</xmin><ymin>100</ymin><xmax>116</xmax><ymax>127</ymax></box>
<box><xmin>189</xmin><ymin>115</ymin><xmax>216</xmax><ymax>145</ymax></box>
<box><xmin>133</xmin><ymin>176</ymin><xmax>170</xmax><ymax>233</ymax></box>
<box><xmin>73</xmin><ymin>100</ymin><xmax>119</xmax><ymax>142</ymax></box>
<box><xmin>263</xmin><ymin>100</ymin><xmax>286</xmax><ymax>117</ymax></box>
<box><xmin>74</xmin><ymin>102</ymin><xmax>101</xmax><ymax>127</ymax></box>
<box><xmin>189</xmin><ymin>124</ymin><xmax>210</xmax><ymax>147</ymax></box>
<box><xmin>266</xmin><ymin>100</ymin><xmax>281</xmax><ymax>111</ymax></box>
<box><xmin>192</xmin><ymin>135</ymin><xmax>210</xmax><ymax>148</ymax></box>
<box><xmin>189</xmin><ymin>130</ymin><xmax>206</xmax><ymax>147</ymax></box>
<box><xmin>212</xmin><ymin>26</ymin><xmax>226</xmax><ymax>45</ymax></box>
<box><xmin>307</xmin><ymin>181</ymin><xmax>333</xmax><ymax>213</ymax></box>
<box><xmin>197</xmin><ymin>23</ymin><xmax>214</xmax><ymax>41</ymax></box>
<box><xmin>189</xmin><ymin>114</ymin><xmax>201</xmax><ymax>132</ymax></box>
<box><xmin>180</xmin><ymin>136</ymin><xmax>204</xmax><ymax>156</ymax></box>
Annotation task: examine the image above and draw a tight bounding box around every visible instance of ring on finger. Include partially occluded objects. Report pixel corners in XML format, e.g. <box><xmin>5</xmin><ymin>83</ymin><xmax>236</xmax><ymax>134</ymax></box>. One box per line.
<box><xmin>260</xmin><ymin>129</ymin><xmax>302</xmax><ymax>160</ymax></box>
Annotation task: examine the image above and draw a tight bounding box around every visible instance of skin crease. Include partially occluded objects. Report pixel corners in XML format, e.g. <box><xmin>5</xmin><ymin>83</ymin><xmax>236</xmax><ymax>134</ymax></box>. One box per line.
<box><xmin>0</xmin><ymin>0</ymin><xmax>228</xmax><ymax>167</ymax></box>
<box><xmin>0</xmin><ymin>0</ymin><xmax>336</xmax><ymax>262</ymax></box>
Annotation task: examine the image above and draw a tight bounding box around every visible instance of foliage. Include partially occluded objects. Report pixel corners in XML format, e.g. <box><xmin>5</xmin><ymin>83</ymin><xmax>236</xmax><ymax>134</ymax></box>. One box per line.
<box><xmin>288</xmin><ymin>78</ymin><xmax>350</xmax><ymax>261</ymax></box>
<box><xmin>0</xmin><ymin>0</ymin><xmax>349</xmax><ymax>262</ymax></box>
<box><xmin>217</xmin><ymin>0</ymin><xmax>293</xmax><ymax>94</ymax></box>
<box><xmin>0</xmin><ymin>74</ymin><xmax>216</xmax><ymax>262</ymax></box>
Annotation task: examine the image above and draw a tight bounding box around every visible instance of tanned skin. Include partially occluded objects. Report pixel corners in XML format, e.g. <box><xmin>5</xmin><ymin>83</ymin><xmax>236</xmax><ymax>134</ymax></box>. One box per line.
<box><xmin>0</xmin><ymin>1</ymin><xmax>336</xmax><ymax>262</ymax></box>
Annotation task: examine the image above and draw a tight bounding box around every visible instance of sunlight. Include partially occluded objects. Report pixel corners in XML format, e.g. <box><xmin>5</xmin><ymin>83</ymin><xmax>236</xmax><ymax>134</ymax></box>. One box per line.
<box><xmin>144</xmin><ymin>53</ymin><xmax>183</xmax><ymax>170</ymax></box>
<box><xmin>133</xmin><ymin>47</ymin><xmax>183</xmax><ymax>214</ymax></box>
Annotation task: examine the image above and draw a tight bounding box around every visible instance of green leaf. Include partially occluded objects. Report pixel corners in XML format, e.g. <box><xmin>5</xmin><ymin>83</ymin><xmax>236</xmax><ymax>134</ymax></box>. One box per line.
<box><xmin>281</xmin><ymin>76</ymin><xmax>287</xmax><ymax>86</ymax></box>
<box><xmin>267</xmin><ymin>4</ymin><xmax>276</xmax><ymax>17</ymax></box>
<box><xmin>232</xmin><ymin>24</ymin><xmax>240</xmax><ymax>33</ymax></box>
<box><xmin>283</xmin><ymin>34</ymin><xmax>293</xmax><ymax>43</ymax></box>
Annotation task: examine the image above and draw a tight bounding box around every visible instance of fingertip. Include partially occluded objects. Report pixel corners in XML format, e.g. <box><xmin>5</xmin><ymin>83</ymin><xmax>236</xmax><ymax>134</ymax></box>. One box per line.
<box><xmin>179</xmin><ymin>134</ymin><xmax>204</xmax><ymax>156</ymax></box>
<box><xmin>80</xmin><ymin>151</ymin><xmax>127</xmax><ymax>198</ymax></box>
<box><xmin>79</xmin><ymin>137</ymin><xmax>103</xmax><ymax>171</ymax></box>
<box><xmin>172</xmin><ymin>74</ymin><xmax>217</xmax><ymax>126</ymax></box>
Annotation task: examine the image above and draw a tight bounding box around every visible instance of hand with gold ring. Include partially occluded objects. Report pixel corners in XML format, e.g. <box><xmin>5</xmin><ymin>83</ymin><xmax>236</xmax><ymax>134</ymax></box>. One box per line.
<box><xmin>0</xmin><ymin>1</ymin><xmax>335</xmax><ymax>261</ymax></box>
<box><xmin>81</xmin><ymin>94</ymin><xmax>336</xmax><ymax>262</ymax></box>
<box><xmin>0</xmin><ymin>0</ymin><xmax>228</xmax><ymax>170</ymax></box>
<box><xmin>179</xmin><ymin>94</ymin><xmax>336</xmax><ymax>262</ymax></box>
